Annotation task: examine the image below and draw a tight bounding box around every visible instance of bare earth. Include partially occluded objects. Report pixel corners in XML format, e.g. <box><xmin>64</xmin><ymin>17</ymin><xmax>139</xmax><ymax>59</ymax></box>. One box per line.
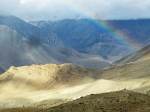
<box><xmin>1</xmin><ymin>90</ymin><xmax>150</xmax><ymax>112</ymax></box>
<box><xmin>0</xmin><ymin>57</ymin><xmax>150</xmax><ymax>111</ymax></box>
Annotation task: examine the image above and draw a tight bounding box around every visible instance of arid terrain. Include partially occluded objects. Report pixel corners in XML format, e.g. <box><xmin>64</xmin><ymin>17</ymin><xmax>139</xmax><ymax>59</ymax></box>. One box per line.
<box><xmin>0</xmin><ymin>54</ymin><xmax>150</xmax><ymax>111</ymax></box>
<box><xmin>1</xmin><ymin>90</ymin><xmax>150</xmax><ymax>112</ymax></box>
<box><xmin>1</xmin><ymin>1</ymin><xmax>150</xmax><ymax>111</ymax></box>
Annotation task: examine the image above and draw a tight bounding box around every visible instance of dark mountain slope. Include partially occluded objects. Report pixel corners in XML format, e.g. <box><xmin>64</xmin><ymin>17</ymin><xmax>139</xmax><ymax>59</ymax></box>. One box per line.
<box><xmin>0</xmin><ymin>15</ymin><xmax>62</xmax><ymax>46</ymax></box>
<box><xmin>0</xmin><ymin>25</ymin><xmax>110</xmax><ymax>73</ymax></box>
<box><xmin>30</xmin><ymin>19</ymin><xmax>150</xmax><ymax>61</ymax></box>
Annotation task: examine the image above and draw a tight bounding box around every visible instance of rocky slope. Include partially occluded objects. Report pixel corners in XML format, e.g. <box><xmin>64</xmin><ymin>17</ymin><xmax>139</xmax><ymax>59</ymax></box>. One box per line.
<box><xmin>1</xmin><ymin>90</ymin><xmax>150</xmax><ymax>112</ymax></box>
<box><xmin>43</xmin><ymin>90</ymin><xmax>150</xmax><ymax>112</ymax></box>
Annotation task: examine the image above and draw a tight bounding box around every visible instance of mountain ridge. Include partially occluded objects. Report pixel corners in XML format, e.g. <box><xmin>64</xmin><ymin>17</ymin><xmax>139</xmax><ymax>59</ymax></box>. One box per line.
<box><xmin>0</xmin><ymin>15</ymin><xmax>62</xmax><ymax>46</ymax></box>
<box><xmin>113</xmin><ymin>44</ymin><xmax>150</xmax><ymax>65</ymax></box>
<box><xmin>29</xmin><ymin>19</ymin><xmax>150</xmax><ymax>61</ymax></box>
<box><xmin>2</xmin><ymin>15</ymin><xmax>150</xmax><ymax>62</ymax></box>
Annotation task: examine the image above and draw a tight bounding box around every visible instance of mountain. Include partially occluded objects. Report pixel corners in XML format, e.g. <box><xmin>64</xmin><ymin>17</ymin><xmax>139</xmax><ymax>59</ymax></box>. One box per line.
<box><xmin>2</xmin><ymin>16</ymin><xmax>150</xmax><ymax>62</ymax></box>
<box><xmin>113</xmin><ymin>44</ymin><xmax>150</xmax><ymax>65</ymax></box>
<box><xmin>0</xmin><ymin>25</ymin><xmax>62</xmax><ymax>73</ymax></box>
<box><xmin>30</xmin><ymin>19</ymin><xmax>150</xmax><ymax>61</ymax></box>
<box><xmin>0</xmin><ymin>25</ymin><xmax>110</xmax><ymax>74</ymax></box>
<box><xmin>0</xmin><ymin>15</ymin><xmax>62</xmax><ymax>46</ymax></box>
<box><xmin>1</xmin><ymin>16</ymin><xmax>150</xmax><ymax>110</ymax></box>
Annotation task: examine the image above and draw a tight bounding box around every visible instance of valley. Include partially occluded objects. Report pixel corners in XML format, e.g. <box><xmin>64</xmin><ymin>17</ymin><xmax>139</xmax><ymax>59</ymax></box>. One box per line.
<box><xmin>0</xmin><ymin>49</ymin><xmax>150</xmax><ymax>111</ymax></box>
<box><xmin>0</xmin><ymin>15</ymin><xmax>150</xmax><ymax>112</ymax></box>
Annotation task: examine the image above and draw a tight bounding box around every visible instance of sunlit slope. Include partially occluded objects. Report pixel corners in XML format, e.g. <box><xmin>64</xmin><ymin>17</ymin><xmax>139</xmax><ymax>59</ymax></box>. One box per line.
<box><xmin>100</xmin><ymin>58</ymin><xmax>150</xmax><ymax>81</ymax></box>
<box><xmin>113</xmin><ymin>44</ymin><xmax>150</xmax><ymax>65</ymax></box>
<box><xmin>0</xmin><ymin>63</ymin><xmax>98</xmax><ymax>94</ymax></box>
<box><xmin>0</xmin><ymin>78</ymin><xmax>146</xmax><ymax>108</ymax></box>
<box><xmin>0</xmin><ymin>56</ymin><xmax>150</xmax><ymax>108</ymax></box>
<box><xmin>2</xmin><ymin>56</ymin><xmax>150</xmax><ymax>95</ymax></box>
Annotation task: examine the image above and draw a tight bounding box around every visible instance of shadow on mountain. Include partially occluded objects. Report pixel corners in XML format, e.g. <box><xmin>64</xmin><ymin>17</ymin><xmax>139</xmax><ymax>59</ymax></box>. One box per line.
<box><xmin>26</xmin><ymin>35</ymin><xmax>41</xmax><ymax>47</ymax></box>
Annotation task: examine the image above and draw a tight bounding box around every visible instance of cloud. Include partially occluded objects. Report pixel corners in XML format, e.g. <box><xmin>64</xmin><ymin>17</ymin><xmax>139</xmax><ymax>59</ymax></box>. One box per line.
<box><xmin>0</xmin><ymin>0</ymin><xmax>20</xmax><ymax>15</ymax></box>
<box><xmin>104</xmin><ymin>0</ymin><xmax>150</xmax><ymax>19</ymax></box>
<box><xmin>0</xmin><ymin>0</ymin><xmax>150</xmax><ymax>20</ymax></box>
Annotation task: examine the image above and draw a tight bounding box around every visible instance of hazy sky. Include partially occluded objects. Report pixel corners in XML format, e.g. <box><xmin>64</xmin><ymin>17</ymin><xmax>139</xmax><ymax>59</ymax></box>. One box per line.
<box><xmin>0</xmin><ymin>0</ymin><xmax>150</xmax><ymax>21</ymax></box>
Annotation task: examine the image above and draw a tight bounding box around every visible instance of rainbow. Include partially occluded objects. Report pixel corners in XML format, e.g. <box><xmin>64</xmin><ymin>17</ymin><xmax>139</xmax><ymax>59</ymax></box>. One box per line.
<box><xmin>60</xmin><ymin>0</ymin><xmax>140</xmax><ymax>53</ymax></box>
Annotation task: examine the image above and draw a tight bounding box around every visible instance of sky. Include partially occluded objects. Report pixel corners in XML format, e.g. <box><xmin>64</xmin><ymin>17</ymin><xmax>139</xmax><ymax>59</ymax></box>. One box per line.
<box><xmin>0</xmin><ymin>0</ymin><xmax>150</xmax><ymax>21</ymax></box>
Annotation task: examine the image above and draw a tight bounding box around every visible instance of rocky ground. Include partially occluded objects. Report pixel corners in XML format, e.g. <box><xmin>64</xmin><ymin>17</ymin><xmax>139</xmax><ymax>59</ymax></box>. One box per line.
<box><xmin>1</xmin><ymin>90</ymin><xmax>150</xmax><ymax>112</ymax></box>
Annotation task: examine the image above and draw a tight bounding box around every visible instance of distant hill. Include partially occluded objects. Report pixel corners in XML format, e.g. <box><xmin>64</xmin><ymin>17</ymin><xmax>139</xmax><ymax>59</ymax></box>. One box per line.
<box><xmin>2</xmin><ymin>16</ymin><xmax>150</xmax><ymax>62</ymax></box>
<box><xmin>113</xmin><ymin>44</ymin><xmax>150</xmax><ymax>65</ymax></box>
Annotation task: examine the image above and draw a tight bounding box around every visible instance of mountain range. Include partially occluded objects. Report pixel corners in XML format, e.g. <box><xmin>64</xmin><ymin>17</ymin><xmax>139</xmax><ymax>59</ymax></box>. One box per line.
<box><xmin>0</xmin><ymin>15</ymin><xmax>150</xmax><ymax>111</ymax></box>
<box><xmin>1</xmin><ymin>15</ymin><xmax>150</xmax><ymax>64</ymax></box>
<box><xmin>30</xmin><ymin>19</ymin><xmax>150</xmax><ymax>61</ymax></box>
<box><xmin>1</xmin><ymin>15</ymin><xmax>150</xmax><ymax>72</ymax></box>
<box><xmin>0</xmin><ymin>25</ymin><xmax>110</xmax><ymax>74</ymax></box>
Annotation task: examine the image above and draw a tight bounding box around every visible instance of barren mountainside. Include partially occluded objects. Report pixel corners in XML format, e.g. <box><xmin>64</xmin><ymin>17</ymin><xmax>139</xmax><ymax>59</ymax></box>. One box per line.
<box><xmin>30</xmin><ymin>19</ymin><xmax>150</xmax><ymax>61</ymax></box>
<box><xmin>0</xmin><ymin>24</ymin><xmax>110</xmax><ymax>74</ymax></box>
